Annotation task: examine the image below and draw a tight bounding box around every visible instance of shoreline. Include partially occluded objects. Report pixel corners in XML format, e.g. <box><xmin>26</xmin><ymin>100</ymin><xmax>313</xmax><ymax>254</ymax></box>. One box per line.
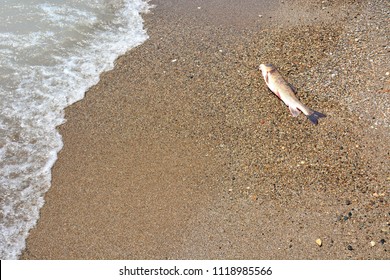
<box><xmin>22</xmin><ymin>0</ymin><xmax>389</xmax><ymax>259</ymax></box>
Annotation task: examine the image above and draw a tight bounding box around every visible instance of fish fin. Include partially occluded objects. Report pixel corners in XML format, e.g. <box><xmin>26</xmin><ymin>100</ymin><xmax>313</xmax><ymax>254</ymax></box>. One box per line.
<box><xmin>265</xmin><ymin>72</ymin><xmax>269</xmax><ymax>84</ymax></box>
<box><xmin>288</xmin><ymin>83</ymin><xmax>297</xmax><ymax>93</ymax></box>
<box><xmin>306</xmin><ymin>110</ymin><xmax>326</xmax><ymax>125</ymax></box>
<box><xmin>289</xmin><ymin>106</ymin><xmax>301</xmax><ymax>117</ymax></box>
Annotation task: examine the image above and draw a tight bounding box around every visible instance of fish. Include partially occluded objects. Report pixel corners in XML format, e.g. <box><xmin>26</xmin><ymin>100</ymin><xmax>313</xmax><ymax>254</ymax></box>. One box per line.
<box><xmin>259</xmin><ymin>63</ymin><xmax>326</xmax><ymax>125</ymax></box>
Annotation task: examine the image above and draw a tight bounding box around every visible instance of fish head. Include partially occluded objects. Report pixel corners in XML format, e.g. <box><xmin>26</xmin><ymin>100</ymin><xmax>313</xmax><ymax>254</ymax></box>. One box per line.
<box><xmin>259</xmin><ymin>63</ymin><xmax>276</xmax><ymax>82</ymax></box>
<box><xmin>259</xmin><ymin>63</ymin><xmax>276</xmax><ymax>73</ymax></box>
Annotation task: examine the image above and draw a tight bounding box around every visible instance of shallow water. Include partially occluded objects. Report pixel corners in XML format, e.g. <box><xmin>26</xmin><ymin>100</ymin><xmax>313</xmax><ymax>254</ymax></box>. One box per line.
<box><xmin>0</xmin><ymin>0</ymin><xmax>150</xmax><ymax>259</ymax></box>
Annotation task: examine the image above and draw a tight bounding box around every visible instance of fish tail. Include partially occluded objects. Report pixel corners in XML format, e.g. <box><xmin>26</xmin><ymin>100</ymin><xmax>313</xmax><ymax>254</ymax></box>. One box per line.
<box><xmin>307</xmin><ymin>110</ymin><xmax>326</xmax><ymax>125</ymax></box>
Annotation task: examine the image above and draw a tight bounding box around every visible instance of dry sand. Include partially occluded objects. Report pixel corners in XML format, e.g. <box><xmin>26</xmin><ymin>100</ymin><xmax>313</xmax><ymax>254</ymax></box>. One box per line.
<box><xmin>22</xmin><ymin>0</ymin><xmax>389</xmax><ymax>259</ymax></box>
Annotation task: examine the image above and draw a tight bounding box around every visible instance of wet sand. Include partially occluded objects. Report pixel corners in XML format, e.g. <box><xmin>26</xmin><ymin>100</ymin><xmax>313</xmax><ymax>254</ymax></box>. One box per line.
<box><xmin>22</xmin><ymin>0</ymin><xmax>389</xmax><ymax>259</ymax></box>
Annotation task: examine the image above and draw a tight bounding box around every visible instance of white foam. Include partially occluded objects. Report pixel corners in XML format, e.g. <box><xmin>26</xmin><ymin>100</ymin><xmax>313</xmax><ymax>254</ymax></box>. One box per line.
<box><xmin>0</xmin><ymin>0</ymin><xmax>151</xmax><ymax>259</ymax></box>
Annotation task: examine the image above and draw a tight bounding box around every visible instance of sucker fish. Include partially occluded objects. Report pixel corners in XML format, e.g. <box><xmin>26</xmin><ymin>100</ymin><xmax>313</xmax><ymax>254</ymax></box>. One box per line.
<box><xmin>259</xmin><ymin>63</ymin><xmax>326</xmax><ymax>125</ymax></box>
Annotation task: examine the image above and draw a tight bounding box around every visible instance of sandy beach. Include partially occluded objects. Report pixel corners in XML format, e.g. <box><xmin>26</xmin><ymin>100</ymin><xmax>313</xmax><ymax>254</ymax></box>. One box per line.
<box><xmin>21</xmin><ymin>0</ymin><xmax>389</xmax><ymax>259</ymax></box>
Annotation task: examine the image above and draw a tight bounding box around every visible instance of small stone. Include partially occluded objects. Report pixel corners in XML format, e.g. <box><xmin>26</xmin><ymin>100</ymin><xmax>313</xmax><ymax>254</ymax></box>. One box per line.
<box><xmin>171</xmin><ymin>59</ymin><xmax>177</xmax><ymax>63</ymax></box>
<box><xmin>258</xmin><ymin>14</ymin><xmax>263</xmax><ymax>18</ymax></box>
<box><xmin>386</xmin><ymin>72</ymin><xmax>389</xmax><ymax>76</ymax></box>
<box><xmin>343</xmin><ymin>216</ymin><xmax>349</xmax><ymax>221</ymax></box>
<box><xmin>345</xmin><ymin>199</ymin><xmax>351</xmax><ymax>205</ymax></box>
<box><xmin>347</xmin><ymin>245</ymin><xmax>353</xmax><ymax>251</ymax></box>
<box><xmin>316</xmin><ymin>239</ymin><xmax>322</xmax><ymax>247</ymax></box>
<box><xmin>300</xmin><ymin>160</ymin><xmax>305</xmax><ymax>164</ymax></box>
<box><xmin>381</xmin><ymin>227</ymin><xmax>389</xmax><ymax>233</ymax></box>
<box><xmin>370</xmin><ymin>241</ymin><xmax>376</xmax><ymax>247</ymax></box>
<box><xmin>379</xmin><ymin>239</ymin><xmax>386</xmax><ymax>245</ymax></box>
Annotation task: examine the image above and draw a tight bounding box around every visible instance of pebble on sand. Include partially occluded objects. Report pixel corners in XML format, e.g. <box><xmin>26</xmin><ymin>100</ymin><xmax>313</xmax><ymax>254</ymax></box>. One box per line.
<box><xmin>316</xmin><ymin>239</ymin><xmax>322</xmax><ymax>247</ymax></box>
<box><xmin>381</xmin><ymin>227</ymin><xmax>389</xmax><ymax>233</ymax></box>
<box><xmin>370</xmin><ymin>241</ymin><xmax>376</xmax><ymax>247</ymax></box>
